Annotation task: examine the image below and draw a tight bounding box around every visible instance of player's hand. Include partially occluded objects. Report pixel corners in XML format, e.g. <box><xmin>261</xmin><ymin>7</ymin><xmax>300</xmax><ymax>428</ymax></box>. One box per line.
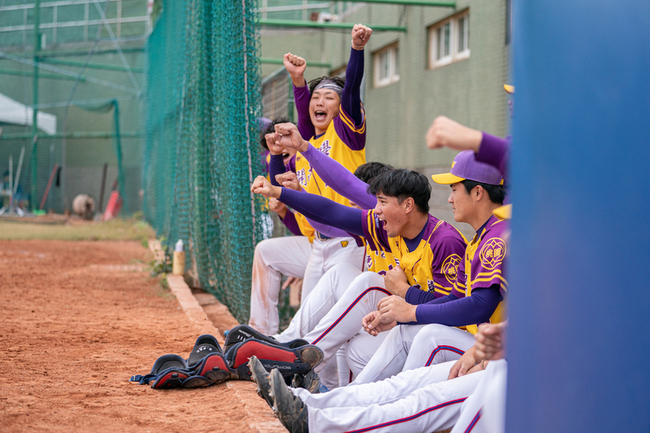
<box><xmin>265</xmin><ymin>132</ymin><xmax>285</xmax><ymax>156</ymax></box>
<box><xmin>274</xmin><ymin>123</ymin><xmax>309</xmax><ymax>153</ymax></box>
<box><xmin>275</xmin><ymin>172</ymin><xmax>302</xmax><ymax>192</ymax></box>
<box><xmin>374</xmin><ymin>296</ymin><xmax>417</xmax><ymax>324</ymax></box>
<box><xmin>448</xmin><ymin>347</ymin><xmax>478</xmax><ymax>379</ymax></box>
<box><xmin>251</xmin><ymin>175</ymin><xmax>281</xmax><ymax>199</ymax></box>
<box><xmin>281</xmin><ymin>276</ymin><xmax>302</xmax><ymax>290</ymax></box>
<box><xmin>362</xmin><ymin>311</ymin><xmax>397</xmax><ymax>336</ymax></box>
<box><xmin>425</xmin><ymin>116</ymin><xmax>483</xmax><ymax>151</ymax></box>
<box><xmin>268</xmin><ymin>197</ymin><xmax>287</xmax><ymax>218</ymax></box>
<box><xmin>383</xmin><ymin>266</ymin><xmax>410</xmax><ymax>298</ymax></box>
<box><xmin>351</xmin><ymin>24</ymin><xmax>373</xmax><ymax>49</ymax></box>
<box><xmin>283</xmin><ymin>53</ymin><xmax>307</xmax><ymax>87</ymax></box>
<box><xmin>474</xmin><ymin>321</ymin><xmax>507</xmax><ymax>361</ymax></box>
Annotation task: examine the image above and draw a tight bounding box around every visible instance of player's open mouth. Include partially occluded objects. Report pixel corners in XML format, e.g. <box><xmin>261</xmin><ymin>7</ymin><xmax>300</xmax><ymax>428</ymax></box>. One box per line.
<box><xmin>314</xmin><ymin>110</ymin><xmax>328</xmax><ymax>121</ymax></box>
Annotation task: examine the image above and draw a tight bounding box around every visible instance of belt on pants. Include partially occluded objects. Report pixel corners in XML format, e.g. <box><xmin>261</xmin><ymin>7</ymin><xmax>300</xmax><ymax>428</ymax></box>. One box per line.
<box><xmin>316</xmin><ymin>231</ymin><xmax>333</xmax><ymax>241</ymax></box>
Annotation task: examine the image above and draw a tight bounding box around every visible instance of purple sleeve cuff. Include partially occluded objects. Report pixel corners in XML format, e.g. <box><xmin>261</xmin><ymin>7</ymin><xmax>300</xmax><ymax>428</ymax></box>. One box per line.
<box><xmin>477</xmin><ymin>133</ymin><xmax>510</xmax><ymax>178</ymax></box>
<box><xmin>280</xmin><ymin>209</ymin><xmax>303</xmax><ymax>236</ymax></box>
<box><xmin>302</xmin><ymin>144</ymin><xmax>376</xmax><ymax>209</ymax></box>
<box><xmin>294</xmin><ymin>84</ymin><xmax>315</xmax><ymax>140</ymax></box>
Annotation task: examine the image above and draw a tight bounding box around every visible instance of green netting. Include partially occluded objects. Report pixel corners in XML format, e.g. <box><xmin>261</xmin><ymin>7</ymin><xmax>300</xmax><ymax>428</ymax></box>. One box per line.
<box><xmin>143</xmin><ymin>0</ymin><xmax>266</xmax><ymax>323</ymax></box>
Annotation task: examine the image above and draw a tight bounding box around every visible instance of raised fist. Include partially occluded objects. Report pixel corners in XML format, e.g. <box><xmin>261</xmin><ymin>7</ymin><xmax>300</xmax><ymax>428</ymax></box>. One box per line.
<box><xmin>275</xmin><ymin>172</ymin><xmax>302</xmax><ymax>192</ymax></box>
<box><xmin>425</xmin><ymin>116</ymin><xmax>482</xmax><ymax>151</ymax></box>
<box><xmin>283</xmin><ymin>53</ymin><xmax>307</xmax><ymax>86</ymax></box>
<box><xmin>274</xmin><ymin>123</ymin><xmax>309</xmax><ymax>153</ymax></box>
<box><xmin>351</xmin><ymin>24</ymin><xmax>373</xmax><ymax>49</ymax></box>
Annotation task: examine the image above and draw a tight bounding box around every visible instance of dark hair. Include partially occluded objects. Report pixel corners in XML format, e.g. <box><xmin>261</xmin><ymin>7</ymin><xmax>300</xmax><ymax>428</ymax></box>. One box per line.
<box><xmin>353</xmin><ymin>162</ymin><xmax>394</xmax><ymax>183</ymax></box>
<box><xmin>367</xmin><ymin>169</ymin><xmax>431</xmax><ymax>213</ymax></box>
<box><xmin>259</xmin><ymin>117</ymin><xmax>290</xmax><ymax>150</ymax></box>
<box><xmin>460</xmin><ymin>180</ymin><xmax>506</xmax><ymax>205</ymax></box>
<box><xmin>308</xmin><ymin>76</ymin><xmax>346</xmax><ymax>95</ymax></box>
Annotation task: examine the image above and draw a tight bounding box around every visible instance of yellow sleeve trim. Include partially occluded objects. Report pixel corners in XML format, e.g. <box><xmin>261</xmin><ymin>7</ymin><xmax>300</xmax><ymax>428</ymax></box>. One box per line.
<box><xmin>339</xmin><ymin>106</ymin><xmax>366</xmax><ymax>134</ymax></box>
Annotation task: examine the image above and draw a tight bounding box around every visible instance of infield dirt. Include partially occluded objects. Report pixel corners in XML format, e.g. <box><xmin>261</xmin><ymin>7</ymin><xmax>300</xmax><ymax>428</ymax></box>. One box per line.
<box><xmin>0</xmin><ymin>240</ymin><xmax>281</xmax><ymax>432</ymax></box>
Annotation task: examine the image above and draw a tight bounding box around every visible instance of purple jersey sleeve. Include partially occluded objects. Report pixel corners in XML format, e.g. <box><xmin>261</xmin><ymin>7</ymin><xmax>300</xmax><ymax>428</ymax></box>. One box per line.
<box><xmin>293</xmin><ymin>84</ymin><xmax>316</xmax><ymax>140</ymax></box>
<box><xmin>279</xmin><ymin>188</ymin><xmax>364</xmax><ymax>236</ymax></box>
<box><xmin>413</xmin><ymin>286</ymin><xmax>502</xmax><ymax>326</ymax></box>
<box><xmin>477</xmin><ymin>133</ymin><xmax>510</xmax><ymax>181</ymax></box>
<box><xmin>341</xmin><ymin>48</ymin><xmax>365</xmax><ymax>127</ymax></box>
<box><xmin>280</xmin><ymin>209</ymin><xmax>303</xmax><ymax>236</ymax></box>
<box><xmin>302</xmin><ymin>144</ymin><xmax>376</xmax><ymax>209</ymax></box>
<box><xmin>305</xmin><ymin>217</ymin><xmax>351</xmax><ymax>239</ymax></box>
<box><xmin>360</xmin><ymin>209</ymin><xmax>391</xmax><ymax>251</ymax></box>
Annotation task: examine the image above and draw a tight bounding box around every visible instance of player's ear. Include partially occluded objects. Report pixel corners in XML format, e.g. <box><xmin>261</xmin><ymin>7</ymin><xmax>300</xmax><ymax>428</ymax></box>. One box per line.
<box><xmin>402</xmin><ymin>197</ymin><xmax>415</xmax><ymax>214</ymax></box>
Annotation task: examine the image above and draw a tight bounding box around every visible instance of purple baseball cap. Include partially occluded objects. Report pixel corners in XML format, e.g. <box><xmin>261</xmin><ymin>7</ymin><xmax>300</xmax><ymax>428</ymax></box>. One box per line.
<box><xmin>431</xmin><ymin>150</ymin><xmax>503</xmax><ymax>185</ymax></box>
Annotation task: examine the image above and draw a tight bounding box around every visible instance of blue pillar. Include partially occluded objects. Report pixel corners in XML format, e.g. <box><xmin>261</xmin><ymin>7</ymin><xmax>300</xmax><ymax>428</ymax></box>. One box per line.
<box><xmin>507</xmin><ymin>1</ymin><xmax>650</xmax><ymax>432</ymax></box>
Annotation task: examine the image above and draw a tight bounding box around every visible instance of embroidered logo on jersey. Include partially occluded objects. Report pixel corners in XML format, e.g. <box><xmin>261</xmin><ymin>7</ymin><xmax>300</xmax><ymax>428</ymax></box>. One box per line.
<box><xmin>318</xmin><ymin>140</ymin><xmax>331</xmax><ymax>156</ymax></box>
<box><xmin>341</xmin><ymin>241</ymin><xmax>349</xmax><ymax>248</ymax></box>
<box><xmin>366</xmin><ymin>254</ymin><xmax>373</xmax><ymax>269</ymax></box>
<box><xmin>295</xmin><ymin>167</ymin><xmax>312</xmax><ymax>188</ymax></box>
<box><xmin>394</xmin><ymin>257</ymin><xmax>400</xmax><ymax>266</ymax></box>
<box><xmin>380</xmin><ymin>251</ymin><xmax>386</xmax><ymax>259</ymax></box>
<box><xmin>479</xmin><ymin>238</ymin><xmax>506</xmax><ymax>270</ymax></box>
<box><xmin>442</xmin><ymin>254</ymin><xmax>462</xmax><ymax>285</ymax></box>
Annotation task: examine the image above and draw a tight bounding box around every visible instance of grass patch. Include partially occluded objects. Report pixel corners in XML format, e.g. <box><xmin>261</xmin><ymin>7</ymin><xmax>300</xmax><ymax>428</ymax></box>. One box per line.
<box><xmin>0</xmin><ymin>217</ymin><xmax>156</xmax><ymax>242</ymax></box>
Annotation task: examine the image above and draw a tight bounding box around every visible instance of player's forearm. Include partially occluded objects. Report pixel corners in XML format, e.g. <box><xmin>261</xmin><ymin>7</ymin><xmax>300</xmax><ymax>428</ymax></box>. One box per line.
<box><xmin>341</xmin><ymin>48</ymin><xmax>365</xmax><ymax>126</ymax></box>
<box><xmin>279</xmin><ymin>209</ymin><xmax>303</xmax><ymax>236</ymax></box>
<box><xmin>269</xmin><ymin>154</ymin><xmax>288</xmax><ymax>187</ymax></box>
<box><xmin>293</xmin><ymin>84</ymin><xmax>316</xmax><ymax>140</ymax></box>
<box><xmin>405</xmin><ymin>288</ymin><xmax>458</xmax><ymax>305</ymax></box>
<box><xmin>279</xmin><ymin>188</ymin><xmax>364</xmax><ymax>236</ymax></box>
<box><xmin>302</xmin><ymin>144</ymin><xmax>376</xmax><ymax>209</ymax></box>
<box><xmin>476</xmin><ymin>133</ymin><xmax>510</xmax><ymax>179</ymax></box>
<box><xmin>414</xmin><ymin>286</ymin><xmax>501</xmax><ymax>326</ymax></box>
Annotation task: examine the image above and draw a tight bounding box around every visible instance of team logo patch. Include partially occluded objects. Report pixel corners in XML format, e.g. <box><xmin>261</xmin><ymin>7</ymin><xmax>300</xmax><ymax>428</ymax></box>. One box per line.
<box><xmin>442</xmin><ymin>254</ymin><xmax>462</xmax><ymax>285</ymax></box>
<box><xmin>340</xmin><ymin>241</ymin><xmax>349</xmax><ymax>248</ymax></box>
<box><xmin>479</xmin><ymin>238</ymin><xmax>506</xmax><ymax>270</ymax></box>
<box><xmin>366</xmin><ymin>255</ymin><xmax>373</xmax><ymax>269</ymax></box>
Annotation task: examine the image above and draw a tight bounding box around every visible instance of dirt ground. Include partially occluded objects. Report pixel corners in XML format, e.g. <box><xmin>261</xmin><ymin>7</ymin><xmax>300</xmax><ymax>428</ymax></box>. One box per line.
<box><xmin>0</xmin><ymin>240</ymin><xmax>280</xmax><ymax>432</ymax></box>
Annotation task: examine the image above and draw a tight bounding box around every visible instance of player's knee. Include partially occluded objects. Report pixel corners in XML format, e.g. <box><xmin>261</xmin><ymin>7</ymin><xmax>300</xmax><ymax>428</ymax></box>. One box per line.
<box><xmin>348</xmin><ymin>271</ymin><xmax>385</xmax><ymax>295</ymax></box>
<box><xmin>411</xmin><ymin>323</ymin><xmax>448</xmax><ymax>345</ymax></box>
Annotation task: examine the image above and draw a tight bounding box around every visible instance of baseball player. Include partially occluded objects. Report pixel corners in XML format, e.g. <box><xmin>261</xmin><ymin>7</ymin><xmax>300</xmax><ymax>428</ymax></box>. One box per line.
<box><xmin>252</xmin><ymin>164</ymin><xmax>479</xmax><ymax>384</ymax></box>
<box><xmin>266</xmin><ymin>24</ymin><xmax>374</xmax><ymax>303</ymax></box>
<box><xmin>253</xmin><ymin>320</ymin><xmax>506</xmax><ymax>433</ymax></box>
<box><xmin>353</xmin><ymin>121</ymin><xmax>512</xmax><ymax>383</ymax></box>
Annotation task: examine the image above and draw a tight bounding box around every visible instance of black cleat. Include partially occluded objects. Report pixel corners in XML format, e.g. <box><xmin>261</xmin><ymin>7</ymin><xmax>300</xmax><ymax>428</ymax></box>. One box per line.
<box><xmin>292</xmin><ymin>369</ymin><xmax>321</xmax><ymax>394</ymax></box>
<box><xmin>248</xmin><ymin>355</ymin><xmax>273</xmax><ymax>408</ymax></box>
<box><xmin>270</xmin><ymin>369</ymin><xmax>309</xmax><ymax>433</ymax></box>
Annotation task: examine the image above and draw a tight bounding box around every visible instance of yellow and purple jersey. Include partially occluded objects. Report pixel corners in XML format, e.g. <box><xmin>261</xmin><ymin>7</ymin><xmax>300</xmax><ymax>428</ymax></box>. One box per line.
<box><xmin>361</xmin><ymin>210</ymin><xmax>467</xmax><ymax>297</ymax></box>
<box><xmin>452</xmin><ymin>215</ymin><xmax>509</xmax><ymax>334</ymax></box>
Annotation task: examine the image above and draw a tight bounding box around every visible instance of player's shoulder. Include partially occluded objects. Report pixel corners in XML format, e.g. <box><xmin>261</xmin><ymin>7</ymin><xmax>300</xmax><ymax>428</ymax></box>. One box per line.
<box><xmin>483</xmin><ymin>217</ymin><xmax>509</xmax><ymax>241</ymax></box>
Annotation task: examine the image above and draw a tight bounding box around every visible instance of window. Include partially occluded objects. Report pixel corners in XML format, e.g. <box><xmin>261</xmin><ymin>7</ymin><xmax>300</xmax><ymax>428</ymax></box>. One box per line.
<box><xmin>429</xmin><ymin>11</ymin><xmax>470</xmax><ymax>69</ymax></box>
<box><xmin>373</xmin><ymin>43</ymin><xmax>400</xmax><ymax>88</ymax></box>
